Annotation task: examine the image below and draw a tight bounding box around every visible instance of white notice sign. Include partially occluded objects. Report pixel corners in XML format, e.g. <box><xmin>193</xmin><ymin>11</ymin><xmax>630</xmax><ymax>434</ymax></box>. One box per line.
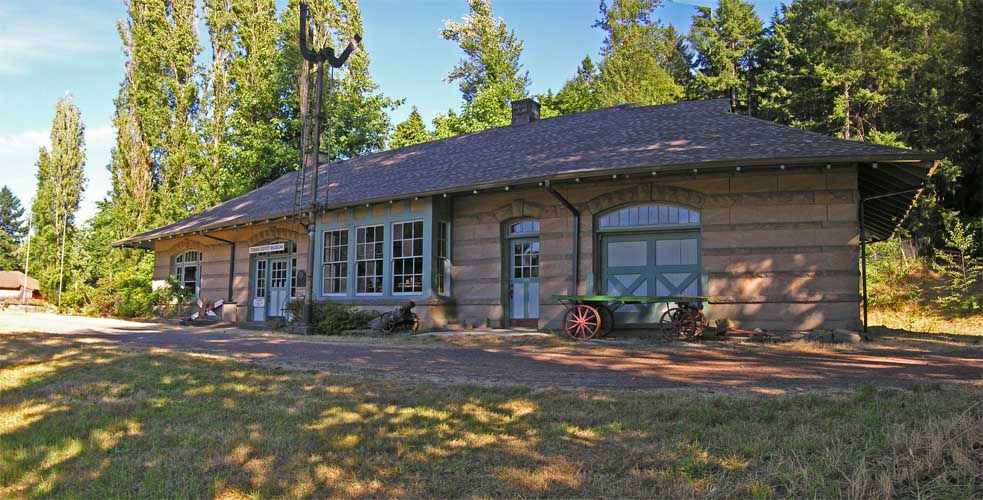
<box><xmin>248</xmin><ymin>243</ymin><xmax>285</xmax><ymax>254</ymax></box>
<box><xmin>252</xmin><ymin>297</ymin><xmax>266</xmax><ymax>308</ymax></box>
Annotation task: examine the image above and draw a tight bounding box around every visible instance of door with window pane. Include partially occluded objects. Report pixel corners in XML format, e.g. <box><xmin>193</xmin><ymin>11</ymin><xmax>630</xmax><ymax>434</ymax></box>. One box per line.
<box><xmin>509</xmin><ymin>238</ymin><xmax>540</xmax><ymax>322</ymax></box>
<box><xmin>253</xmin><ymin>259</ymin><xmax>267</xmax><ymax>321</ymax></box>
<box><xmin>266</xmin><ymin>258</ymin><xmax>289</xmax><ymax>317</ymax></box>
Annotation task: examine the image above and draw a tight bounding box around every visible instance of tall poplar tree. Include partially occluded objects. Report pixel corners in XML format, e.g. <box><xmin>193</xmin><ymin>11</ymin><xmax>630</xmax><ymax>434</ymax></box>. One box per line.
<box><xmin>688</xmin><ymin>0</ymin><xmax>762</xmax><ymax>113</ymax></box>
<box><xmin>30</xmin><ymin>96</ymin><xmax>87</xmax><ymax>298</ymax></box>
<box><xmin>204</xmin><ymin>0</ymin><xmax>295</xmax><ymax>196</ymax></box>
<box><xmin>115</xmin><ymin>0</ymin><xmax>205</xmax><ymax>225</ymax></box>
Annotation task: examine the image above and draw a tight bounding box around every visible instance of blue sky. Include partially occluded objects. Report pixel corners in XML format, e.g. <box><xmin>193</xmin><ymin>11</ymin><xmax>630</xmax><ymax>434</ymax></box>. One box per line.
<box><xmin>0</xmin><ymin>0</ymin><xmax>781</xmax><ymax>223</ymax></box>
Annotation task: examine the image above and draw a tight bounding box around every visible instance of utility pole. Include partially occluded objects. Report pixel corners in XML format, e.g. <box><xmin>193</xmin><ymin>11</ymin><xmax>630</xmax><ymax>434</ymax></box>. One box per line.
<box><xmin>297</xmin><ymin>2</ymin><xmax>360</xmax><ymax>328</ymax></box>
<box><xmin>22</xmin><ymin>212</ymin><xmax>32</xmax><ymax>303</ymax></box>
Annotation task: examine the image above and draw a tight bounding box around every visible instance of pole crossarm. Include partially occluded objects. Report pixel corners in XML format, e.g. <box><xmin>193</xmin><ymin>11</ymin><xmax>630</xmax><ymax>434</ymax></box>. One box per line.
<box><xmin>299</xmin><ymin>3</ymin><xmax>361</xmax><ymax>67</ymax></box>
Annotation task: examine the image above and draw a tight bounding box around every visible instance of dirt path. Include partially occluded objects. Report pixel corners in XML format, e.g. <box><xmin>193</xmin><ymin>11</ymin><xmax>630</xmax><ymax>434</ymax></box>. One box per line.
<box><xmin>2</xmin><ymin>311</ymin><xmax>980</xmax><ymax>392</ymax></box>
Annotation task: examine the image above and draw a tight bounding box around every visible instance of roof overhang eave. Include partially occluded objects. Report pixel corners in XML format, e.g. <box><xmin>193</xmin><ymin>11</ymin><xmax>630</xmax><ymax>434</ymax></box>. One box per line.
<box><xmin>319</xmin><ymin>153</ymin><xmax>940</xmax><ymax>211</ymax></box>
<box><xmin>113</xmin><ymin>210</ymin><xmax>307</xmax><ymax>248</ymax></box>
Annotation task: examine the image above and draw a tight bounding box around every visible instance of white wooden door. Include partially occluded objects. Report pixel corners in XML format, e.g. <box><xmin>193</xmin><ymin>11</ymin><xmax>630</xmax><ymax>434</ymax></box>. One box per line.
<box><xmin>266</xmin><ymin>258</ymin><xmax>289</xmax><ymax>318</ymax></box>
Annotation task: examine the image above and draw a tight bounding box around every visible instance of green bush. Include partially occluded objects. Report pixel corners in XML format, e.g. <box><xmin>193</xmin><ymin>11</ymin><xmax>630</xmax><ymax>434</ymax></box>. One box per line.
<box><xmin>932</xmin><ymin>214</ymin><xmax>982</xmax><ymax>313</ymax></box>
<box><xmin>311</xmin><ymin>303</ymin><xmax>377</xmax><ymax>335</ymax></box>
<box><xmin>866</xmin><ymin>238</ymin><xmax>922</xmax><ymax>307</ymax></box>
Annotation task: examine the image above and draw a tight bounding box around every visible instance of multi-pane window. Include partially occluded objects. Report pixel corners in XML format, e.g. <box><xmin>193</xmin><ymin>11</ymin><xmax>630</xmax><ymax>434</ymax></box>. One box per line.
<box><xmin>255</xmin><ymin>260</ymin><xmax>267</xmax><ymax>298</ymax></box>
<box><xmin>356</xmin><ymin>225</ymin><xmax>384</xmax><ymax>294</ymax></box>
<box><xmin>392</xmin><ymin>221</ymin><xmax>424</xmax><ymax>294</ymax></box>
<box><xmin>512</xmin><ymin>240</ymin><xmax>540</xmax><ymax>278</ymax></box>
<box><xmin>322</xmin><ymin>229</ymin><xmax>348</xmax><ymax>295</ymax></box>
<box><xmin>435</xmin><ymin>222</ymin><xmax>450</xmax><ymax>295</ymax></box>
<box><xmin>289</xmin><ymin>257</ymin><xmax>299</xmax><ymax>298</ymax></box>
<box><xmin>598</xmin><ymin>204</ymin><xmax>700</xmax><ymax>229</ymax></box>
<box><xmin>174</xmin><ymin>250</ymin><xmax>201</xmax><ymax>296</ymax></box>
<box><xmin>270</xmin><ymin>259</ymin><xmax>288</xmax><ymax>289</ymax></box>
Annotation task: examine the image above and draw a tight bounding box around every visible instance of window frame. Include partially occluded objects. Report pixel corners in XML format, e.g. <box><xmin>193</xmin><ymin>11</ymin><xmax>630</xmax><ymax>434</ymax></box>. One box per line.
<box><xmin>507</xmin><ymin>219</ymin><xmax>540</xmax><ymax>237</ymax></box>
<box><xmin>321</xmin><ymin>228</ymin><xmax>349</xmax><ymax>296</ymax></box>
<box><xmin>355</xmin><ymin>224</ymin><xmax>385</xmax><ymax>296</ymax></box>
<box><xmin>391</xmin><ymin>219</ymin><xmax>425</xmax><ymax>295</ymax></box>
<box><xmin>597</xmin><ymin>204</ymin><xmax>701</xmax><ymax>233</ymax></box>
<box><xmin>174</xmin><ymin>250</ymin><xmax>201</xmax><ymax>297</ymax></box>
<box><xmin>435</xmin><ymin>221</ymin><xmax>451</xmax><ymax>296</ymax></box>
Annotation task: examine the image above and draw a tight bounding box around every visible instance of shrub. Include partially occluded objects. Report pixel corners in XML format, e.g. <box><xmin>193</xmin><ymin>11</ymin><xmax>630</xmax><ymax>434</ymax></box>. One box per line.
<box><xmin>866</xmin><ymin>238</ymin><xmax>922</xmax><ymax>308</ymax></box>
<box><xmin>932</xmin><ymin>214</ymin><xmax>982</xmax><ymax>313</ymax></box>
<box><xmin>284</xmin><ymin>298</ymin><xmax>306</xmax><ymax>324</ymax></box>
<box><xmin>311</xmin><ymin>303</ymin><xmax>377</xmax><ymax>335</ymax></box>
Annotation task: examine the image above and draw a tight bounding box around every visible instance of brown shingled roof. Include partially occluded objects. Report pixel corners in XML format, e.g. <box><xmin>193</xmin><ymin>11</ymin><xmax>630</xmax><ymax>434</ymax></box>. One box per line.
<box><xmin>0</xmin><ymin>271</ymin><xmax>39</xmax><ymax>291</ymax></box>
<box><xmin>116</xmin><ymin>99</ymin><xmax>938</xmax><ymax>246</ymax></box>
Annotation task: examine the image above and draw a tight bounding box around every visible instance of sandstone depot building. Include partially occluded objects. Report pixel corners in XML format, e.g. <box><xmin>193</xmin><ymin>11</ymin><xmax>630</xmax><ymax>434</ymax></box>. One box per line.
<box><xmin>115</xmin><ymin>99</ymin><xmax>938</xmax><ymax>332</ymax></box>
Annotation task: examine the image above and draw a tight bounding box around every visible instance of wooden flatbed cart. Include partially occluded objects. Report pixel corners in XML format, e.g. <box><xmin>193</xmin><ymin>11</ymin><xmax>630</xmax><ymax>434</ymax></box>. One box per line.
<box><xmin>552</xmin><ymin>294</ymin><xmax>709</xmax><ymax>341</ymax></box>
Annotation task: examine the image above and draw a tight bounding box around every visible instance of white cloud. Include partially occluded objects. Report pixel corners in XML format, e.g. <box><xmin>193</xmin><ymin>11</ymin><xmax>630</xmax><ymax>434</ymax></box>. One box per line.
<box><xmin>0</xmin><ymin>123</ymin><xmax>115</xmax><ymax>224</ymax></box>
<box><xmin>0</xmin><ymin>4</ymin><xmax>114</xmax><ymax>75</ymax></box>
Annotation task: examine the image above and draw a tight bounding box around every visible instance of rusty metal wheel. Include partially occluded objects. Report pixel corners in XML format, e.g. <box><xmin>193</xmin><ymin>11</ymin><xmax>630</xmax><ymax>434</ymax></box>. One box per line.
<box><xmin>661</xmin><ymin>307</ymin><xmax>701</xmax><ymax>340</ymax></box>
<box><xmin>564</xmin><ymin>304</ymin><xmax>601</xmax><ymax>341</ymax></box>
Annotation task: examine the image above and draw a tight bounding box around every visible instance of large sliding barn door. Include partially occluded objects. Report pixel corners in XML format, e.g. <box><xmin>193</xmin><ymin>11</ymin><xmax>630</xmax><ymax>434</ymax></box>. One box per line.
<box><xmin>601</xmin><ymin>232</ymin><xmax>701</xmax><ymax>325</ymax></box>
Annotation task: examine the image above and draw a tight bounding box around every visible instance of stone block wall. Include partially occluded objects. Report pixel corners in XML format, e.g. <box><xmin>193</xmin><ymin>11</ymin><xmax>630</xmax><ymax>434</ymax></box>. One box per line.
<box><xmin>451</xmin><ymin>165</ymin><xmax>861</xmax><ymax>331</ymax></box>
<box><xmin>153</xmin><ymin>221</ymin><xmax>308</xmax><ymax>320</ymax></box>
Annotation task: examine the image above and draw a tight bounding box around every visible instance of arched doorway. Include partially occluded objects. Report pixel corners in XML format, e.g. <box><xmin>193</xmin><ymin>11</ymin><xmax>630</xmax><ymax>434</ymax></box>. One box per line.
<box><xmin>505</xmin><ymin>219</ymin><xmax>540</xmax><ymax>327</ymax></box>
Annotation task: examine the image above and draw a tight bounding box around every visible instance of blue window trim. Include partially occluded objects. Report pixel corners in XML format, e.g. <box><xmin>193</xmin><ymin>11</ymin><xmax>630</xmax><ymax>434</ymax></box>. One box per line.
<box><xmin>314</xmin><ymin>199</ymin><xmax>434</xmax><ymax>300</ymax></box>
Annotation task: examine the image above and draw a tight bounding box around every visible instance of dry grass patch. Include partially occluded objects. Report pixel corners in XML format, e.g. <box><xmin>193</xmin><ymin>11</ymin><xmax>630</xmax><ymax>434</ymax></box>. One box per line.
<box><xmin>870</xmin><ymin>305</ymin><xmax>983</xmax><ymax>339</ymax></box>
<box><xmin>0</xmin><ymin>332</ymin><xmax>979</xmax><ymax>499</ymax></box>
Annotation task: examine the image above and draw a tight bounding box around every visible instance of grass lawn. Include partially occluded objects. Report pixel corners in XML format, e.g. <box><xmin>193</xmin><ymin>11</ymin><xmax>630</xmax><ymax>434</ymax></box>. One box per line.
<box><xmin>1</xmin><ymin>333</ymin><xmax>980</xmax><ymax>499</ymax></box>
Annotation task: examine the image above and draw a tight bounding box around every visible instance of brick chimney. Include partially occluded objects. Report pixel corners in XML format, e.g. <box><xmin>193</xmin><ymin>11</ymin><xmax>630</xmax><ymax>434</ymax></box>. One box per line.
<box><xmin>510</xmin><ymin>98</ymin><xmax>540</xmax><ymax>125</ymax></box>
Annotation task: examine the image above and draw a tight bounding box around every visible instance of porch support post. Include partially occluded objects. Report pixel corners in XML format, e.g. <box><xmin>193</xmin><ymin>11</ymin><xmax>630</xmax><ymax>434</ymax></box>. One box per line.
<box><xmin>859</xmin><ymin>202</ymin><xmax>868</xmax><ymax>333</ymax></box>
<box><xmin>543</xmin><ymin>180</ymin><xmax>580</xmax><ymax>295</ymax></box>
<box><xmin>858</xmin><ymin>186</ymin><xmax>924</xmax><ymax>333</ymax></box>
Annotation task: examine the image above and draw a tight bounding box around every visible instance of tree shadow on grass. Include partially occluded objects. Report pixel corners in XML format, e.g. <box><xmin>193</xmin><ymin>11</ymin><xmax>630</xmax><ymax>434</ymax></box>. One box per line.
<box><xmin>0</xmin><ymin>334</ymin><xmax>979</xmax><ymax>499</ymax></box>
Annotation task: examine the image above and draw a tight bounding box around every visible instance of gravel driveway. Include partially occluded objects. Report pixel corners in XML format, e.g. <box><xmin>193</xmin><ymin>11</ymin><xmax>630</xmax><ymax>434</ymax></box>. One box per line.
<box><xmin>2</xmin><ymin>311</ymin><xmax>980</xmax><ymax>392</ymax></box>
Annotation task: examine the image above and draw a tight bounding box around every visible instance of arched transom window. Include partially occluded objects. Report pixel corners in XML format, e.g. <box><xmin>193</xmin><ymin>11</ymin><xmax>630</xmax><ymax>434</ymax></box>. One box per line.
<box><xmin>599</xmin><ymin>203</ymin><xmax>700</xmax><ymax>229</ymax></box>
<box><xmin>508</xmin><ymin>220</ymin><xmax>540</xmax><ymax>236</ymax></box>
<box><xmin>175</xmin><ymin>250</ymin><xmax>201</xmax><ymax>296</ymax></box>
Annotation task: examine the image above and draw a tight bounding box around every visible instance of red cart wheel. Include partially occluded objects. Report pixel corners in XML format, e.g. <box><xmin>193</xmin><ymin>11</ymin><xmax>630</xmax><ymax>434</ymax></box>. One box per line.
<box><xmin>564</xmin><ymin>304</ymin><xmax>601</xmax><ymax>341</ymax></box>
<box><xmin>659</xmin><ymin>307</ymin><xmax>682</xmax><ymax>339</ymax></box>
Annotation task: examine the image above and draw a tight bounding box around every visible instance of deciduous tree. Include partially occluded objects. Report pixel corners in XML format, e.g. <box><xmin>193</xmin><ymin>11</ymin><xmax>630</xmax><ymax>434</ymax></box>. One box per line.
<box><xmin>29</xmin><ymin>96</ymin><xmax>87</xmax><ymax>299</ymax></box>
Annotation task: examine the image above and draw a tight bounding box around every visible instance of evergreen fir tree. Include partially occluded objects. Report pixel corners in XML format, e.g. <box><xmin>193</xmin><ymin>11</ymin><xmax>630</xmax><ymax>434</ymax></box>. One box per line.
<box><xmin>0</xmin><ymin>186</ymin><xmax>26</xmax><ymax>271</ymax></box>
<box><xmin>688</xmin><ymin>0</ymin><xmax>763</xmax><ymax>112</ymax></box>
<box><xmin>388</xmin><ymin>108</ymin><xmax>431</xmax><ymax>149</ymax></box>
<box><xmin>593</xmin><ymin>0</ymin><xmax>683</xmax><ymax>106</ymax></box>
